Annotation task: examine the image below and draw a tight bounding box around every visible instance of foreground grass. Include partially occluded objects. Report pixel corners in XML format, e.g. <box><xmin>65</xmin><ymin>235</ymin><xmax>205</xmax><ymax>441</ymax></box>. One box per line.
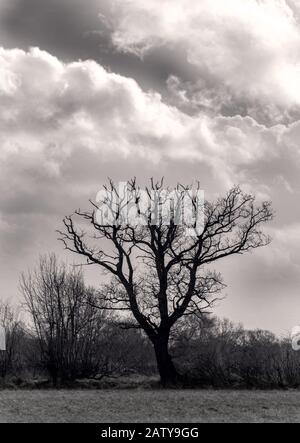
<box><xmin>0</xmin><ymin>389</ymin><xmax>299</xmax><ymax>423</ymax></box>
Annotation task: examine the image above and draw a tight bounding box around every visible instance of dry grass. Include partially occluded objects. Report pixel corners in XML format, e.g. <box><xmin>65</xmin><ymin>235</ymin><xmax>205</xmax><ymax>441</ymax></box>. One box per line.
<box><xmin>0</xmin><ymin>389</ymin><xmax>300</xmax><ymax>423</ymax></box>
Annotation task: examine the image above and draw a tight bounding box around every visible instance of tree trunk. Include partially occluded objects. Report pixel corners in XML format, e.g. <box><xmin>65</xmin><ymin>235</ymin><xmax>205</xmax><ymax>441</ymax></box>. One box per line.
<box><xmin>153</xmin><ymin>334</ymin><xmax>180</xmax><ymax>387</ymax></box>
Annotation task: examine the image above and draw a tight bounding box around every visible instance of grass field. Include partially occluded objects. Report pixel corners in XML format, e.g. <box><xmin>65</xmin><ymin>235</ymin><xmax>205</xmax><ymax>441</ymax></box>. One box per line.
<box><xmin>0</xmin><ymin>389</ymin><xmax>300</xmax><ymax>423</ymax></box>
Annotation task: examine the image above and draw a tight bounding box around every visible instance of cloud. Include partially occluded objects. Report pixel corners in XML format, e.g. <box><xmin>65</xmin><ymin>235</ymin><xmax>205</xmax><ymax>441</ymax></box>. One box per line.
<box><xmin>0</xmin><ymin>47</ymin><xmax>244</xmax><ymax>188</ymax></box>
<box><xmin>0</xmin><ymin>47</ymin><xmax>193</xmax><ymax>167</ymax></box>
<box><xmin>105</xmin><ymin>0</ymin><xmax>300</xmax><ymax>124</ymax></box>
<box><xmin>0</xmin><ymin>47</ymin><xmax>222</xmax><ymax>241</ymax></box>
<box><xmin>0</xmin><ymin>46</ymin><xmax>300</xmax><ymax>332</ymax></box>
<box><xmin>1</xmin><ymin>47</ymin><xmax>300</xmax><ymax>215</ymax></box>
<box><xmin>0</xmin><ymin>0</ymin><xmax>106</xmax><ymax>59</ymax></box>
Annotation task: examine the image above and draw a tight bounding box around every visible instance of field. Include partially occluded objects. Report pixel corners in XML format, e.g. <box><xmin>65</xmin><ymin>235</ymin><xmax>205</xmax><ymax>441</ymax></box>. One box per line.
<box><xmin>0</xmin><ymin>389</ymin><xmax>299</xmax><ymax>423</ymax></box>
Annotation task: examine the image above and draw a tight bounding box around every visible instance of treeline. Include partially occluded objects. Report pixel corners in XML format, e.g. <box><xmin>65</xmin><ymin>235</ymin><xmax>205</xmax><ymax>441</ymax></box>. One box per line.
<box><xmin>0</xmin><ymin>256</ymin><xmax>299</xmax><ymax>389</ymax></box>
<box><xmin>173</xmin><ymin>317</ymin><xmax>300</xmax><ymax>389</ymax></box>
<box><xmin>0</xmin><ymin>300</ymin><xmax>156</xmax><ymax>387</ymax></box>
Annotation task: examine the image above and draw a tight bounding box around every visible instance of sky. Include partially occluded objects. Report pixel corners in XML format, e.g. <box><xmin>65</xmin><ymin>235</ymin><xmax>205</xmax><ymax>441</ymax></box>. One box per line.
<box><xmin>0</xmin><ymin>0</ymin><xmax>300</xmax><ymax>334</ymax></box>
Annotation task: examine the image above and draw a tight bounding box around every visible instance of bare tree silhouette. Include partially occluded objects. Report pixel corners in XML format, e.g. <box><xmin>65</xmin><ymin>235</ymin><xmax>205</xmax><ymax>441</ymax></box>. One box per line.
<box><xmin>58</xmin><ymin>179</ymin><xmax>273</xmax><ymax>386</ymax></box>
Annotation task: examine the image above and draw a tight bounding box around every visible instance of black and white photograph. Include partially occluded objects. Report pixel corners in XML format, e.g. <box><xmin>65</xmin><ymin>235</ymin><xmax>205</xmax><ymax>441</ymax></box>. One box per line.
<box><xmin>0</xmin><ymin>0</ymin><xmax>300</xmax><ymax>427</ymax></box>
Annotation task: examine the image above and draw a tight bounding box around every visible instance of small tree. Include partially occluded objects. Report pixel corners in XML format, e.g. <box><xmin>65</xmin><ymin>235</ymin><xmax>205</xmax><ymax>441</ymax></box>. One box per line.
<box><xmin>59</xmin><ymin>179</ymin><xmax>273</xmax><ymax>386</ymax></box>
<box><xmin>20</xmin><ymin>255</ymin><xmax>108</xmax><ymax>385</ymax></box>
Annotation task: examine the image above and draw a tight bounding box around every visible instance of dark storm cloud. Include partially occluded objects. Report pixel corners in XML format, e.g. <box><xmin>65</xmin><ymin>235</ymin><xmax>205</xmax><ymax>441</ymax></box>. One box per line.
<box><xmin>0</xmin><ymin>0</ymin><xmax>103</xmax><ymax>60</ymax></box>
<box><xmin>0</xmin><ymin>0</ymin><xmax>197</xmax><ymax>95</ymax></box>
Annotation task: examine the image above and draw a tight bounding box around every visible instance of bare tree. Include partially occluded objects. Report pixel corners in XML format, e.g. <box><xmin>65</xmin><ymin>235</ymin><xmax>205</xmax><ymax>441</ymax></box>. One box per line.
<box><xmin>58</xmin><ymin>179</ymin><xmax>273</xmax><ymax>386</ymax></box>
<box><xmin>20</xmin><ymin>255</ymin><xmax>109</xmax><ymax>385</ymax></box>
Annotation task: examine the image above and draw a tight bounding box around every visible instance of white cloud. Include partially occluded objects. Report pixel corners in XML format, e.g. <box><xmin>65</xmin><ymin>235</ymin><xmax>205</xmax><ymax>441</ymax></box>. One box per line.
<box><xmin>105</xmin><ymin>0</ymin><xmax>300</xmax><ymax>122</ymax></box>
<box><xmin>0</xmin><ymin>46</ymin><xmax>259</xmax><ymax>192</ymax></box>
<box><xmin>0</xmin><ymin>46</ymin><xmax>300</xmax><ymax>203</ymax></box>
<box><xmin>0</xmin><ymin>47</ymin><xmax>204</xmax><ymax>167</ymax></box>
